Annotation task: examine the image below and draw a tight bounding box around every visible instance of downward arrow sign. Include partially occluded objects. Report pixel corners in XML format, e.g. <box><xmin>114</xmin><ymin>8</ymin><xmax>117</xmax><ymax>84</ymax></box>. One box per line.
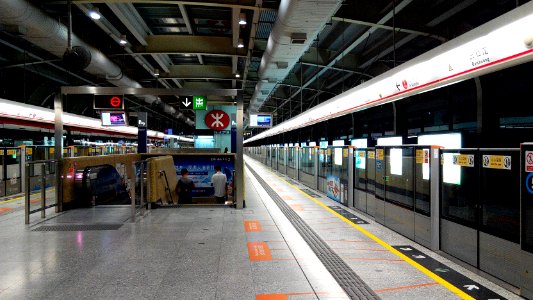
<box><xmin>464</xmin><ymin>284</ymin><xmax>479</xmax><ymax>291</ymax></box>
<box><xmin>182</xmin><ymin>98</ymin><xmax>191</xmax><ymax>107</ymax></box>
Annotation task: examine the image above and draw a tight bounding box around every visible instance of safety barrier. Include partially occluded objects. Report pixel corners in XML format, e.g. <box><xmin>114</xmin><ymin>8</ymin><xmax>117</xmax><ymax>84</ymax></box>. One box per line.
<box><xmin>24</xmin><ymin>160</ymin><xmax>58</xmax><ymax>224</ymax></box>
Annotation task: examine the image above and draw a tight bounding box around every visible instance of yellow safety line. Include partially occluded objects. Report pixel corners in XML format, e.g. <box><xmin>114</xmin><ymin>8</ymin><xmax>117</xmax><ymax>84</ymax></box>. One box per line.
<box><xmin>0</xmin><ymin>188</ymin><xmax>56</xmax><ymax>204</ymax></box>
<box><xmin>256</xmin><ymin>164</ymin><xmax>474</xmax><ymax>300</ymax></box>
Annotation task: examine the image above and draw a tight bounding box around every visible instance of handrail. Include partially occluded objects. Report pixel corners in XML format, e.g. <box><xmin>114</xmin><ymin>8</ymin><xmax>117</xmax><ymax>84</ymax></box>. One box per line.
<box><xmin>24</xmin><ymin>160</ymin><xmax>57</xmax><ymax>224</ymax></box>
<box><xmin>130</xmin><ymin>160</ymin><xmax>148</xmax><ymax>222</ymax></box>
<box><xmin>159</xmin><ymin>170</ymin><xmax>173</xmax><ymax>203</ymax></box>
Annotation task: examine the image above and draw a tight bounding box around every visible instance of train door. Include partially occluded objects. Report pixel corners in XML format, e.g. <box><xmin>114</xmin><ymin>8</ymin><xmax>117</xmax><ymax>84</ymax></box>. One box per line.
<box><xmin>383</xmin><ymin>146</ymin><xmax>415</xmax><ymax>240</ymax></box>
<box><xmin>414</xmin><ymin>146</ymin><xmax>432</xmax><ymax>248</ymax></box>
<box><xmin>353</xmin><ymin>149</ymin><xmax>367</xmax><ymax>212</ymax></box>
<box><xmin>4</xmin><ymin>148</ymin><xmax>21</xmax><ymax>196</ymax></box>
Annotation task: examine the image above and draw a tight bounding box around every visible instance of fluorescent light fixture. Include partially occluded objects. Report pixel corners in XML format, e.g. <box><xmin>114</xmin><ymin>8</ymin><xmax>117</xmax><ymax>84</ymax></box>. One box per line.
<box><xmin>88</xmin><ymin>8</ymin><xmax>101</xmax><ymax>20</ymax></box>
<box><xmin>351</xmin><ymin>138</ymin><xmax>368</xmax><ymax>148</ymax></box>
<box><xmin>235</xmin><ymin>73</ymin><xmax>241</xmax><ymax>78</ymax></box>
<box><xmin>377</xmin><ymin>136</ymin><xmax>402</xmax><ymax>146</ymax></box>
<box><xmin>153</xmin><ymin>69</ymin><xmax>160</xmax><ymax>76</ymax></box>
<box><xmin>244</xmin><ymin>4</ymin><xmax>533</xmax><ymax>144</ymax></box>
<box><xmin>239</xmin><ymin>13</ymin><xmax>247</xmax><ymax>25</ymax></box>
<box><xmin>237</xmin><ymin>38</ymin><xmax>244</xmax><ymax>48</ymax></box>
<box><xmin>119</xmin><ymin>35</ymin><xmax>127</xmax><ymax>45</ymax></box>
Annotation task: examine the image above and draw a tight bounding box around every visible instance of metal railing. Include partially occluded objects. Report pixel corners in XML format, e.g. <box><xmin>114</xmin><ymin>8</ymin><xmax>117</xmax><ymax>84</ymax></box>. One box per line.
<box><xmin>24</xmin><ymin>160</ymin><xmax>57</xmax><ymax>224</ymax></box>
<box><xmin>130</xmin><ymin>160</ymin><xmax>148</xmax><ymax>222</ymax></box>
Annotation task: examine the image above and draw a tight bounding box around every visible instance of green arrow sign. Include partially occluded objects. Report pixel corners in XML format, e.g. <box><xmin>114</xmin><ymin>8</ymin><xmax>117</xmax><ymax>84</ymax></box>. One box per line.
<box><xmin>192</xmin><ymin>96</ymin><xmax>207</xmax><ymax>110</ymax></box>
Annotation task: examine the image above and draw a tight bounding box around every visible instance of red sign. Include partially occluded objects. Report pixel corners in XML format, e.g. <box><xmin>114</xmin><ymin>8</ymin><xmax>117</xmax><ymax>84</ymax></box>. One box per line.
<box><xmin>204</xmin><ymin>110</ymin><xmax>230</xmax><ymax>130</ymax></box>
<box><xmin>110</xmin><ymin>96</ymin><xmax>121</xmax><ymax>108</ymax></box>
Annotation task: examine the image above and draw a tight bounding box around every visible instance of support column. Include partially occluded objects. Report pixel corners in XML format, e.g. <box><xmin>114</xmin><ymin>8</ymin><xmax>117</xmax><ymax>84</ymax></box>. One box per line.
<box><xmin>430</xmin><ymin>147</ymin><xmax>440</xmax><ymax>251</ymax></box>
<box><xmin>54</xmin><ymin>93</ymin><xmax>63</xmax><ymax>212</ymax></box>
<box><xmin>235</xmin><ymin>91</ymin><xmax>244</xmax><ymax>209</ymax></box>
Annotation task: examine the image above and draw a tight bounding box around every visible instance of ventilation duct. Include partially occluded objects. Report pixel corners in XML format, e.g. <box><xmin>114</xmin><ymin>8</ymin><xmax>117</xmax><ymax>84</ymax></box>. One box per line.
<box><xmin>248</xmin><ymin>0</ymin><xmax>342</xmax><ymax>114</ymax></box>
<box><xmin>0</xmin><ymin>0</ymin><xmax>194</xmax><ymax>127</ymax></box>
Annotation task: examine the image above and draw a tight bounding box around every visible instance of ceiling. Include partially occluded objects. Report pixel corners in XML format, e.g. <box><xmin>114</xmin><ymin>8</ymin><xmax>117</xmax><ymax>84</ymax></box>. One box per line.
<box><xmin>0</xmin><ymin>0</ymin><xmax>529</xmax><ymax>135</ymax></box>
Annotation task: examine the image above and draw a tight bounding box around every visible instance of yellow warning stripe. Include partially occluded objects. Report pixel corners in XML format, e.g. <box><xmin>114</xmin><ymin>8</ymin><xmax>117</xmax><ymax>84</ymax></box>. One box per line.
<box><xmin>259</xmin><ymin>165</ymin><xmax>474</xmax><ymax>300</ymax></box>
<box><xmin>0</xmin><ymin>188</ymin><xmax>56</xmax><ymax>204</ymax></box>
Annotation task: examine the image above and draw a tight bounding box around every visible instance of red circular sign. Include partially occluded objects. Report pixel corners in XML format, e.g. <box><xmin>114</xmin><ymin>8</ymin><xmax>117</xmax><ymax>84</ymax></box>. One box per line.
<box><xmin>110</xmin><ymin>96</ymin><xmax>122</xmax><ymax>108</ymax></box>
<box><xmin>205</xmin><ymin>110</ymin><xmax>230</xmax><ymax>130</ymax></box>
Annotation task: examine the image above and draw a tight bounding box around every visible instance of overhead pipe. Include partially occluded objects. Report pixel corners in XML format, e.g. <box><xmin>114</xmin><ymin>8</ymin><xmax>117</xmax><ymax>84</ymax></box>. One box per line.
<box><xmin>0</xmin><ymin>0</ymin><xmax>194</xmax><ymax>126</ymax></box>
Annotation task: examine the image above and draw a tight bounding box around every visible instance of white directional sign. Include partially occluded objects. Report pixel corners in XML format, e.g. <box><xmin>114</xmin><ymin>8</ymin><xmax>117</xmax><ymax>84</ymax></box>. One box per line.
<box><xmin>179</xmin><ymin>96</ymin><xmax>193</xmax><ymax>110</ymax></box>
<box><xmin>464</xmin><ymin>285</ymin><xmax>479</xmax><ymax>291</ymax></box>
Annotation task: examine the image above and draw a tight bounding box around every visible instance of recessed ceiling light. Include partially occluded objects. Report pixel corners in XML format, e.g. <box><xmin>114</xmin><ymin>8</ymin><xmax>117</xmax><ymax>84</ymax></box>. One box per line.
<box><xmin>235</xmin><ymin>73</ymin><xmax>241</xmax><ymax>78</ymax></box>
<box><xmin>239</xmin><ymin>13</ymin><xmax>247</xmax><ymax>25</ymax></box>
<box><xmin>237</xmin><ymin>38</ymin><xmax>244</xmax><ymax>48</ymax></box>
<box><xmin>88</xmin><ymin>8</ymin><xmax>101</xmax><ymax>20</ymax></box>
<box><xmin>119</xmin><ymin>34</ymin><xmax>127</xmax><ymax>45</ymax></box>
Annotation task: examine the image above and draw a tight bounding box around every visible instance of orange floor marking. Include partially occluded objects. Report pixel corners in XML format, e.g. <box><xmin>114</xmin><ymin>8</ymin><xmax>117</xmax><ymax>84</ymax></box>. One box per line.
<box><xmin>244</xmin><ymin>220</ymin><xmax>263</xmax><ymax>232</ymax></box>
<box><xmin>248</xmin><ymin>242</ymin><xmax>273</xmax><ymax>261</ymax></box>
<box><xmin>0</xmin><ymin>208</ymin><xmax>13</xmax><ymax>213</ymax></box>
<box><xmin>256</xmin><ymin>294</ymin><xmax>288</xmax><ymax>300</ymax></box>
<box><xmin>280</xmin><ymin>195</ymin><xmax>294</xmax><ymax>200</ymax></box>
<box><xmin>289</xmin><ymin>204</ymin><xmax>304</xmax><ymax>211</ymax></box>
<box><xmin>374</xmin><ymin>282</ymin><xmax>439</xmax><ymax>293</ymax></box>
<box><xmin>30</xmin><ymin>199</ymin><xmax>42</xmax><ymax>204</ymax></box>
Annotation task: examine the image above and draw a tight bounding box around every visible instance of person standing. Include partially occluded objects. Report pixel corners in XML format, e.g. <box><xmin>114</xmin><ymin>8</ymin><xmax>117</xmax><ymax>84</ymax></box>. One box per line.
<box><xmin>177</xmin><ymin>168</ymin><xmax>195</xmax><ymax>204</ymax></box>
<box><xmin>211</xmin><ymin>165</ymin><xmax>227</xmax><ymax>204</ymax></box>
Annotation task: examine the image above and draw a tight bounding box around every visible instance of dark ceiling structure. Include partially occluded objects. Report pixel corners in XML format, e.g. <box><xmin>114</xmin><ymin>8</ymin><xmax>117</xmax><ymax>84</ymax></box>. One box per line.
<box><xmin>0</xmin><ymin>0</ymin><xmax>529</xmax><ymax>135</ymax></box>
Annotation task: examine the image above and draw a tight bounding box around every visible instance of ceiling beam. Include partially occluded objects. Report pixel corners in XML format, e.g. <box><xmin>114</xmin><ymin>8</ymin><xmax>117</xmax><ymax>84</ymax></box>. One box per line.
<box><xmin>358</xmin><ymin>0</ymin><xmax>478</xmax><ymax>69</ymax></box>
<box><xmin>165</xmin><ymin>65</ymin><xmax>234</xmax><ymax>79</ymax></box>
<box><xmin>61</xmin><ymin>86</ymin><xmax>239</xmax><ymax>96</ymax></box>
<box><xmin>138</xmin><ymin>35</ymin><xmax>247</xmax><ymax>56</ymax></box>
<box><xmin>177</xmin><ymin>3</ymin><xmax>204</xmax><ymax>65</ymax></box>
<box><xmin>332</xmin><ymin>17</ymin><xmax>447</xmax><ymax>43</ymax></box>
<box><xmin>64</xmin><ymin>0</ymin><xmax>275</xmax><ymax>12</ymax></box>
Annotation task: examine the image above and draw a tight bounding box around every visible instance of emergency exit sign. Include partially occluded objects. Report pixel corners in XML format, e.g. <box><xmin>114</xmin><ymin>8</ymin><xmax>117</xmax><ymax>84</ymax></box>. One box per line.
<box><xmin>193</xmin><ymin>96</ymin><xmax>207</xmax><ymax>110</ymax></box>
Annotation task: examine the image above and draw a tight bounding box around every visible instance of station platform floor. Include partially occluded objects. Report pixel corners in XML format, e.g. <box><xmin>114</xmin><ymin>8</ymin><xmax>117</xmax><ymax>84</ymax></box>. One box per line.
<box><xmin>0</xmin><ymin>156</ymin><xmax>521</xmax><ymax>299</ymax></box>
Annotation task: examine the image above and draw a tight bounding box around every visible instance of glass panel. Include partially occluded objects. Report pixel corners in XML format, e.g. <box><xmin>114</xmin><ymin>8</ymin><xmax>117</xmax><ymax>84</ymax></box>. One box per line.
<box><xmin>480</xmin><ymin>150</ymin><xmax>519</xmax><ymax>243</ymax></box>
<box><xmin>354</xmin><ymin>150</ymin><xmax>367</xmax><ymax>191</ymax></box>
<box><xmin>415</xmin><ymin>147</ymin><xmax>431</xmax><ymax>215</ymax></box>
<box><xmin>441</xmin><ymin>150</ymin><xmax>478</xmax><ymax>226</ymax></box>
<box><xmin>385</xmin><ymin>147</ymin><xmax>414</xmax><ymax>209</ymax></box>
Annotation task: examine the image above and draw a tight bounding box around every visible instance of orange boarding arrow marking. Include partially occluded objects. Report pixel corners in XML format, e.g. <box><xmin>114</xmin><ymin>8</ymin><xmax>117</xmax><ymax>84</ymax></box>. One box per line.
<box><xmin>248</xmin><ymin>242</ymin><xmax>272</xmax><ymax>261</ymax></box>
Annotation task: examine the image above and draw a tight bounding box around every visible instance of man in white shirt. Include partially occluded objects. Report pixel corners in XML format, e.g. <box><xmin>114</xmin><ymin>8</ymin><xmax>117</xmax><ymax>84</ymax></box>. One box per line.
<box><xmin>211</xmin><ymin>165</ymin><xmax>227</xmax><ymax>204</ymax></box>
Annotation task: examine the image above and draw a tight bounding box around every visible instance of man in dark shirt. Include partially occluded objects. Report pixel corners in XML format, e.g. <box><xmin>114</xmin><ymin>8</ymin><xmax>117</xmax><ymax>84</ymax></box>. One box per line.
<box><xmin>177</xmin><ymin>168</ymin><xmax>195</xmax><ymax>204</ymax></box>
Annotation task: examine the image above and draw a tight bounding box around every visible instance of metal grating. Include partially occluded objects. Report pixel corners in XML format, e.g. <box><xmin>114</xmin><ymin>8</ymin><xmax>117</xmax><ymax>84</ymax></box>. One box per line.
<box><xmin>33</xmin><ymin>224</ymin><xmax>123</xmax><ymax>231</ymax></box>
<box><xmin>301</xmin><ymin>188</ymin><xmax>320</xmax><ymax>198</ymax></box>
<box><xmin>246</xmin><ymin>163</ymin><xmax>379</xmax><ymax>300</ymax></box>
<box><xmin>328</xmin><ymin>206</ymin><xmax>369</xmax><ymax>224</ymax></box>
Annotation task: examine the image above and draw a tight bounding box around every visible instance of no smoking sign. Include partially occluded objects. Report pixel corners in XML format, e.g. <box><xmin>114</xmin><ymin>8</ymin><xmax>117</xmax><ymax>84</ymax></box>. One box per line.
<box><xmin>527</xmin><ymin>151</ymin><xmax>533</xmax><ymax>172</ymax></box>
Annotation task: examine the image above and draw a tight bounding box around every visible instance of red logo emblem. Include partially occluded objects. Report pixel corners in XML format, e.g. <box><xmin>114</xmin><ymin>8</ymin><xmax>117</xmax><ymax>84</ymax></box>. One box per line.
<box><xmin>110</xmin><ymin>96</ymin><xmax>122</xmax><ymax>108</ymax></box>
<box><xmin>402</xmin><ymin>80</ymin><xmax>408</xmax><ymax>89</ymax></box>
<box><xmin>205</xmin><ymin>110</ymin><xmax>230</xmax><ymax>130</ymax></box>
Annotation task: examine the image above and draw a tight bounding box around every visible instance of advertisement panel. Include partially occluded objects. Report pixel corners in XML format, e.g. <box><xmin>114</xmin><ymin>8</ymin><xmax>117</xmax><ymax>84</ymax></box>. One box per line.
<box><xmin>326</xmin><ymin>175</ymin><xmax>341</xmax><ymax>202</ymax></box>
<box><xmin>173</xmin><ymin>155</ymin><xmax>234</xmax><ymax>197</ymax></box>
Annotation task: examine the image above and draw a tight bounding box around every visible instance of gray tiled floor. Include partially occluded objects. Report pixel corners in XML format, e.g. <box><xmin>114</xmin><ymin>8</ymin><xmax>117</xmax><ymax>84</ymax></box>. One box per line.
<box><xmin>0</xmin><ymin>156</ymin><xmax>523</xmax><ymax>299</ymax></box>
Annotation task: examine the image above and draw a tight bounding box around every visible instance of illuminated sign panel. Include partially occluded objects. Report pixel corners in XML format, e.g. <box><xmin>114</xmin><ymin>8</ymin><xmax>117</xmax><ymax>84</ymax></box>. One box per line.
<box><xmin>249</xmin><ymin>113</ymin><xmax>273</xmax><ymax>128</ymax></box>
<box><xmin>101</xmin><ymin>111</ymin><xmax>128</xmax><ymax>126</ymax></box>
<box><xmin>94</xmin><ymin>95</ymin><xmax>124</xmax><ymax>110</ymax></box>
